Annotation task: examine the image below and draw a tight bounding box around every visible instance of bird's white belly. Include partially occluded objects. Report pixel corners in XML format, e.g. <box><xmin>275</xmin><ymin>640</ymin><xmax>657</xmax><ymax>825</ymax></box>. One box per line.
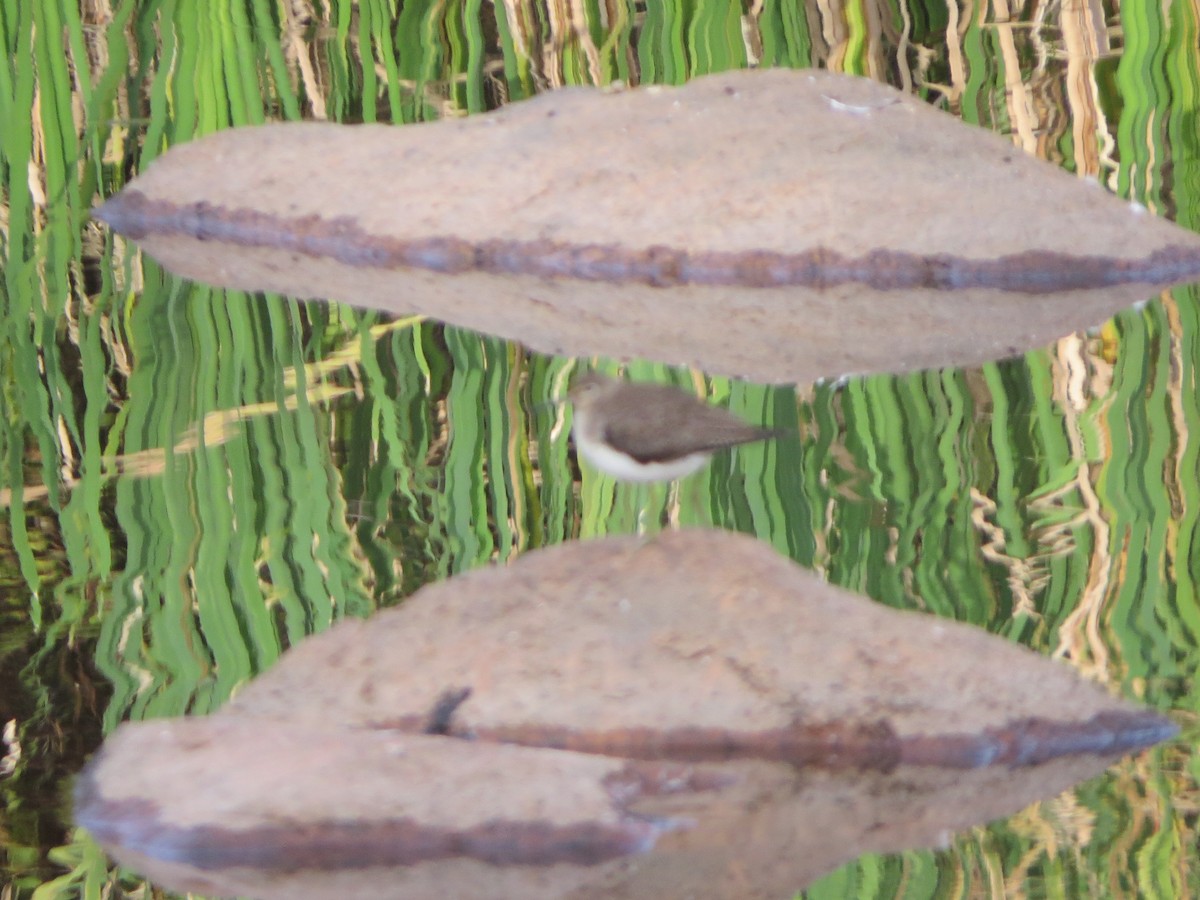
<box><xmin>577</xmin><ymin>439</ymin><xmax>710</xmax><ymax>482</ymax></box>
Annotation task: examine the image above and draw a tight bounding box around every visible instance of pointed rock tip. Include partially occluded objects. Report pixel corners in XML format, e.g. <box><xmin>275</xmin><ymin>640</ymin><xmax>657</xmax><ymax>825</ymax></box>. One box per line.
<box><xmin>92</xmin><ymin>190</ymin><xmax>148</xmax><ymax>238</ymax></box>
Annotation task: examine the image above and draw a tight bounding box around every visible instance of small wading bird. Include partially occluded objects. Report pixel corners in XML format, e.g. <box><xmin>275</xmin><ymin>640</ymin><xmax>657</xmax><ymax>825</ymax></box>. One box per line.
<box><xmin>568</xmin><ymin>371</ymin><xmax>778</xmax><ymax>482</ymax></box>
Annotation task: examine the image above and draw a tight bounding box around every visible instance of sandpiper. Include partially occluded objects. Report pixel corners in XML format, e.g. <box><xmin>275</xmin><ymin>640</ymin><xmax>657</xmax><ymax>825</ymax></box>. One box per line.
<box><xmin>568</xmin><ymin>371</ymin><xmax>777</xmax><ymax>482</ymax></box>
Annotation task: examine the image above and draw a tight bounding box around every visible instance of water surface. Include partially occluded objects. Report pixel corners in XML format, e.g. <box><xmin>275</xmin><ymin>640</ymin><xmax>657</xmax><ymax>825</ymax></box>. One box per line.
<box><xmin>1</xmin><ymin>1</ymin><xmax>1197</xmax><ymax>897</ymax></box>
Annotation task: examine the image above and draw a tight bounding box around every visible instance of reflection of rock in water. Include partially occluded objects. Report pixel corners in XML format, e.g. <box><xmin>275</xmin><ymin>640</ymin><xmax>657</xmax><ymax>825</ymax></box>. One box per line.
<box><xmin>77</xmin><ymin>531</ymin><xmax>1177</xmax><ymax>900</ymax></box>
<box><xmin>93</xmin><ymin>69</ymin><xmax>1200</xmax><ymax>384</ymax></box>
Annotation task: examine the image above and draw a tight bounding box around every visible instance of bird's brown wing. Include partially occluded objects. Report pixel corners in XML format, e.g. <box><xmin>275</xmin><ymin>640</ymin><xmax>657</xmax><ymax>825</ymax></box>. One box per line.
<box><xmin>605</xmin><ymin>382</ymin><xmax>775</xmax><ymax>463</ymax></box>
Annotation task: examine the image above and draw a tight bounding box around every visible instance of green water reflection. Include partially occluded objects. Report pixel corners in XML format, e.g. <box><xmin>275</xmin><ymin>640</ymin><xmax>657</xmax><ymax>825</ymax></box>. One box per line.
<box><xmin>1</xmin><ymin>0</ymin><xmax>1197</xmax><ymax>897</ymax></box>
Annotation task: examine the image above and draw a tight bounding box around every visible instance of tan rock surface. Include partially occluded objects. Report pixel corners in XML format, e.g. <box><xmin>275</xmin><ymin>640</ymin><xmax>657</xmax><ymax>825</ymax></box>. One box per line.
<box><xmin>77</xmin><ymin>531</ymin><xmax>1177</xmax><ymax>899</ymax></box>
<box><xmin>95</xmin><ymin>69</ymin><xmax>1200</xmax><ymax>382</ymax></box>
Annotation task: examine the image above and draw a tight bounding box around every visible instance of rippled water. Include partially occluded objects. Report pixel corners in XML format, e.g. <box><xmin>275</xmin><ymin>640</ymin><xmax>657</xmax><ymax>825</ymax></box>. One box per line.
<box><xmin>1</xmin><ymin>0</ymin><xmax>1197</xmax><ymax>897</ymax></box>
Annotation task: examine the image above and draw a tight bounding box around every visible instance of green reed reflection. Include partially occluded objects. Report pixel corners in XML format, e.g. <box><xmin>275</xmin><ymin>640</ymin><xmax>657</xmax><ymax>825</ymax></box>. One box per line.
<box><xmin>95</xmin><ymin>271</ymin><xmax>377</xmax><ymax>727</ymax></box>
